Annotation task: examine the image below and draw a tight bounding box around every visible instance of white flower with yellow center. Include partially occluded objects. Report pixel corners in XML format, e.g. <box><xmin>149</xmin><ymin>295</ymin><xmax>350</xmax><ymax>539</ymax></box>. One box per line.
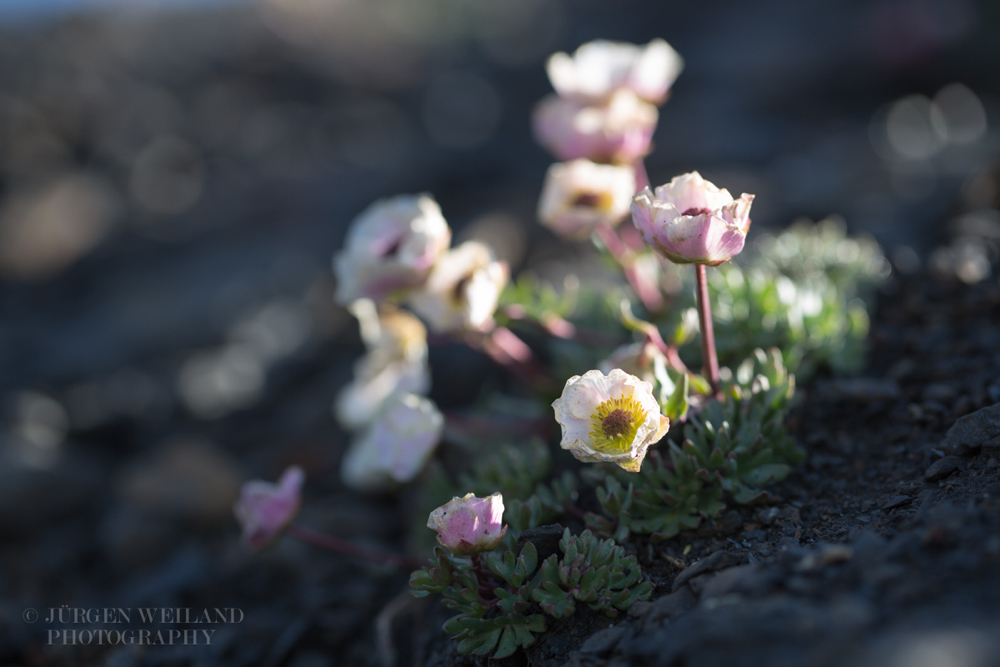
<box><xmin>552</xmin><ymin>368</ymin><xmax>669</xmax><ymax>472</ymax></box>
<box><xmin>408</xmin><ymin>241</ymin><xmax>508</xmax><ymax>333</ymax></box>
<box><xmin>537</xmin><ymin>159</ymin><xmax>637</xmax><ymax>240</ymax></box>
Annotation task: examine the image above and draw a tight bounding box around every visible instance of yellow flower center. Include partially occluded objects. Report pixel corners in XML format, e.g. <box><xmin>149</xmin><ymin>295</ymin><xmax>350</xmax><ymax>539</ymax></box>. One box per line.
<box><xmin>570</xmin><ymin>190</ymin><xmax>614</xmax><ymax>212</ymax></box>
<box><xmin>588</xmin><ymin>394</ymin><xmax>646</xmax><ymax>454</ymax></box>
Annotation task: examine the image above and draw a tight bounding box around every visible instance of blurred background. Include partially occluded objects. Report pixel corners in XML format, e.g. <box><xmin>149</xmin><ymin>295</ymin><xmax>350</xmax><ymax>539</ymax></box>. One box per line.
<box><xmin>0</xmin><ymin>0</ymin><xmax>998</xmax><ymax>664</ymax></box>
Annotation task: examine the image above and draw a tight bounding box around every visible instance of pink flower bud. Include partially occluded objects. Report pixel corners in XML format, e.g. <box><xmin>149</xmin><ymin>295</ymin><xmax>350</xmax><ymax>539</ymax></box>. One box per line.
<box><xmin>426</xmin><ymin>492</ymin><xmax>506</xmax><ymax>555</ymax></box>
<box><xmin>233</xmin><ymin>466</ymin><xmax>304</xmax><ymax>551</ymax></box>
<box><xmin>533</xmin><ymin>89</ymin><xmax>657</xmax><ymax>164</ymax></box>
<box><xmin>630</xmin><ymin>172</ymin><xmax>754</xmax><ymax>266</ymax></box>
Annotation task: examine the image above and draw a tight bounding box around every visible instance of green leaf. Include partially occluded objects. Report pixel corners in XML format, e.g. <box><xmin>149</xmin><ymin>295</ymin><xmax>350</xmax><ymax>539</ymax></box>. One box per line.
<box><xmin>457</xmin><ymin>627</ymin><xmax>502</xmax><ymax>656</ymax></box>
<box><xmin>494</xmin><ymin>627</ymin><xmax>519</xmax><ymax>659</ymax></box>
<box><xmin>664</xmin><ymin>371</ymin><xmax>690</xmax><ymax>423</ymax></box>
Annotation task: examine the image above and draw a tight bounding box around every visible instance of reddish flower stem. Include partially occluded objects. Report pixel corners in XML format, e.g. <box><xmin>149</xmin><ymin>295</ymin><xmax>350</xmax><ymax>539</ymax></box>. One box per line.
<box><xmin>594</xmin><ymin>224</ymin><xmax>663</xmax><ymax>313</ymax></box>
<box><xmin>694</xmin><ymin>264</ymin><xmax>721</xmax><ymax>397</ymax></box>
<box><xmin>287</xmin><ymin>524</ymin><xmax>424</xmax><ymax>570</ymax></box>
<box><xmin>473</xmin><ymin>325</ymin><xmax>554</xmax><ymax>392</ymax></box>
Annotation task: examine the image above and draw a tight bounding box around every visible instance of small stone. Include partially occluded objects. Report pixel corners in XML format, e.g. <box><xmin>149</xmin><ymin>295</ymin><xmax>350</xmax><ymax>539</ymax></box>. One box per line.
<box><xmin>698</xmin><ymin>563</ymin><xmax>762</xmax><ymax>599</ymax></box>
<box><xmin>796</xmin><ymin>544</ymin><xmax>854</xmax><ymax>571</ymax></box>
<box><xmin>922</xmin><ymin>383</ymin><xmax>956</xmax><ymax>403</ymax></box>
<box><xmin>924</xmin><ymin>456</ymin><xmax>962</xmax><ymax>482</ymax></box>
<box><xmin>645</xmin><ymin>587</ymin><xmax>696</xmax><ymax>625</ymax></box>
<box><xmin>671</xmin><ymin>549</ymin><xmax>742</xmax><ymax>592</ymax></box>
<box><xmin>627</xmin><ymin>601</ymin><xmax>651</xmax><ymax>618</ymax></box>
<box><xmin>880</xmin><ymin>495</ymin><xmax>912</xmax><ymax>511</ymax></box>
<box><xmin>579</xmin><ymin>625</ymin><xmax>626</xmax><ymax>656</ymax></box>
<box><xmin>944</xmin><ymin>402</ymin><xmax>1000</xmax><ymax>455</ymax></box>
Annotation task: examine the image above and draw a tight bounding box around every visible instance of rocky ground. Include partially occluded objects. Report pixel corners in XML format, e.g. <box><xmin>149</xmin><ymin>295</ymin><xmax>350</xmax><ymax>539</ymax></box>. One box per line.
<box><xmin>0</xmin><ymin>2</ymin><xmax>999</xmax><ymax>667</ymax></box>
<box><xmin>408</xmin><ymin>268</ymin><xmax>1000</xmax><ymax>667</ymax></box>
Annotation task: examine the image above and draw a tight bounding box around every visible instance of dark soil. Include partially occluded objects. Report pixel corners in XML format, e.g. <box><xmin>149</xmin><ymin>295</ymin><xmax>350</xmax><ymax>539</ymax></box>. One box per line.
<box><xmin>1</xmin><ymin>3</ymin><xmax>1000</xmax><ymax>667</ymax></box>
<box><xmin>407</xmin><ymin>271</ymin><xmax>1000</xmax><ymax>667</ymax></box>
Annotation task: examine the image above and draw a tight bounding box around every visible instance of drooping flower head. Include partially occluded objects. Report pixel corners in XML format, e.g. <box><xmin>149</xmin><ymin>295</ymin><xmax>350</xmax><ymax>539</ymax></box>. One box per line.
<box><xmin>340</xmin><ymin>392</ymin><xmax>444</xmax><ymax>492</ymax></box>
<box><xmin>631</xmin><ymin>171</ymin><xmax>754</xmax><ymax>266</ymax></box>
<box><xmin>546</xmin><ymin>38</ymin><xmax>684</xmax><ymax>105</ymax></box>
<box><xmin>233</xmin><ymin>466</ymin><xmax>304</xmax><ymax>551</ymax></box>
<box><xmin>552</xmin><ymin>368</ymin><xmax>669</xmax><ymax>472</ymax></box>
<box><xmin>538</xmin><ymin>159</ymin><xmax>637</xmax><ymax>240</ymax></box>
<box><xmin>335</xmin><ymin>301</ymin><xmax>430</xmax><ymax>430</ymax></box>
<box><xmin>427</xmin><ymin>492</ymin><xmax>506</xmax><ymax>555</ymax></box>
<box><xmin>334</xmin><ymin>194</ymin><xmax>451</xmax><ymax>305</ymax></box>
<box><xmin>533</xmin><ymin>89</ymin><xmax>657</xmax><ymax>165</ymax></box>
<box><xmin>408</xmin><ymin>241</ymin><xmax>508</xmax><ymax>333</ymax></box>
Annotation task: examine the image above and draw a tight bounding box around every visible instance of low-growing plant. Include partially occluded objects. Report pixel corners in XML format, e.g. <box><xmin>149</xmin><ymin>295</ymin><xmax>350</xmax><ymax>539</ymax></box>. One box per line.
<box><xmin>410</xmin><ymin>528</ymin><xmax>651</xmax><ymax>659</ymax></box>
<box><xmin>584</xmin><ymin>348</ymin><xmax>803</xmax><ymax>542</ymax></box>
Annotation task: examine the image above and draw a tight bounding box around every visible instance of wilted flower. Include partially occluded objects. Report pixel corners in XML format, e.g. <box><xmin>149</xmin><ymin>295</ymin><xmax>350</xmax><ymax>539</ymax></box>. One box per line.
<box><xmin>552</xmin><ymin>368</ymin><xmax>668</xmax><ymax>472</ymax></box>
<box><xmin>533</xmin><ymin>89</ymin><xmax>657</xmax><ymax>164</ymax></box>
<box><xmin>427</xmin><ymin>492</ymin><xmax>506</xmax><ymax>555</ymax></box>
<box><xmin>538</xmin><ymin>159</ymin><xmax>637</xmax><ymax>240</ymax></box>
<box><xmin>408</xmin><ymin>241</ymin><xmax>508</xmax><ymax>333</ymax></box>
<box><xmin>340</xmin><ymin>393</ymin><xmax>444</xmax><ymax>492</ymax></box>
<box><xmin>546</xmin><ymin>38</ymin><xmax>684</xmax><ymax>105</ymax></box>
<box><xmin>631</xmin><ymin>172</ymin><xmax>754</xmax><ymax>266</ymax></box>
<box><xmin>233</xmin><ymin>466</ymin><xmax>304</xmax><ymax>550</ymax></box>
<box><xmin>334</xmin><ymin>194</ymin><xmax>452</xmax><ymax>305</ymax></box>
<box><xmin>335</xmin><ymin>301</ymin><xmax>430</xmax><ymax>430</ymax></box>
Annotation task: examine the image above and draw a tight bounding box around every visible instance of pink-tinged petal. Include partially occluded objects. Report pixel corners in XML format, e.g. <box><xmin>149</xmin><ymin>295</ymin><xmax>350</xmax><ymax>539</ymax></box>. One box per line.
<box><xmin>234</xmin><ymin>466</ymin><xmax>304</xmax><ymax>551</ymax></box>
<box><xmin>533</xmin><ymin>91</ymin><xmax>657</xmax><ymax>164</ymax></box>
<box><xmin>333</xmin><ymin>194</ymin><xmax>451</xmax><ymax>305</ymax></box>
<box><xmin>635</xmin><ymin>172</ymin><xmax>754</xmax><ymax>265</ymax></box>
<box><xmin>552</xmin><ymin>368</ymin><xmax>667</xmax><ymax>472</ymax></box>
<box><xmin>427</xmin><ymin>492</ymin><xmax>506</xmax><ymax>555</ymax></box>
<box><xmin>545</xmin><ymin>39</ymin><xmax>684</xmax><ymax>105</ymax></box>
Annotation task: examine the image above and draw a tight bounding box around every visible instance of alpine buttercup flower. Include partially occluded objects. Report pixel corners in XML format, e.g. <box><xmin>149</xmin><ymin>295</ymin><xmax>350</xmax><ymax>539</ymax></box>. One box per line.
<box><xmin>631</xmin><ymin>172</ymin><xmax>754</xmax><ymax>266</ymax></box>
<box><xmin>546</xmin><ymin>38</ymin><xmax>684</xmax><ymax>105</ymax></box>
<box><xmin>408</xmin><ymin>241</ymin><xmax>508</xmax><ymax>333</ymax></box>
<box><xmin>427</xmin><ymin>492</ymin><xmax>506</xmax><ymax>555</ymax></box>
<box><xmin>334</xmin><ymin>194</ymin><xmax>451</xmax><ymax>305</ymax></box>
<box><xmin>538</xmin><ymin>159</ymin><xmax>637</xmax><ymax>240</ymax></box>
<box><xmin>340</xmin><ymin>392</ymin><xmax>444</xmax><ymax>492</ymax></box>
<box><xmin>335</xmin><ymin>301</ymin><xmax>430</xmax><ymax>430</ymax></box>
<box><xmin>552</xmin><ymin>368</ymin><xmax>669</xmax><ymax>472</ymax></box>
<box><xmin>233</xmin><ymin>466</ymin><xmax>304</xmax><ymax>550</ymax></box>
<box><xmin>533</xmin><ymin>88</ymin><xmax>657</xmax><ymax>164</ymax></box>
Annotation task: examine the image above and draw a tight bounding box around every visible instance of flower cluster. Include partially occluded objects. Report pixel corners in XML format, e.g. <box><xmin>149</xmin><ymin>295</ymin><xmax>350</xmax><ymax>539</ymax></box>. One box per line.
<box><xmin>533</xmin><ymin>39</ymin><xmax>683</xmax><ymax>239</ymax></box>
<box><xmin>534</xmin><ymin>39</ymin><xmax>683</xmax><ymax>241</ymax></box>
<box><xmin>331</xmin><ymin>193</ymin><xmax>512</xmax><ymax>491</ymax></box>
